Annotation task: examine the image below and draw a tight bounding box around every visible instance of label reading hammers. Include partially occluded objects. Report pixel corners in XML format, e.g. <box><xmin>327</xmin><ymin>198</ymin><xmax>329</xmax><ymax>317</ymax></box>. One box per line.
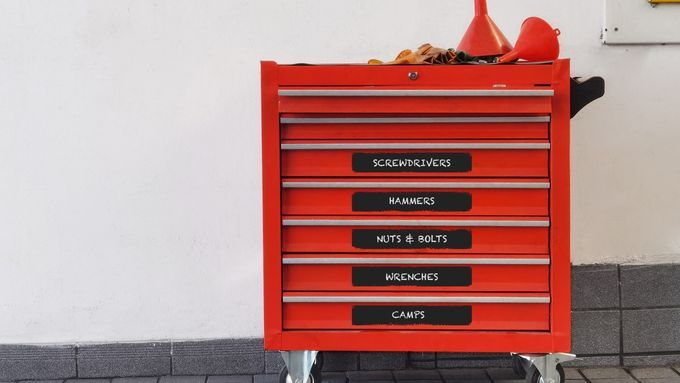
<box><xmin>352</xmin><ymin>306</ymin><xmax>472</xmax><ymax>326</ymax></box>
<box><xmin>352</xmin><ymin>267</ymin><xmax>472</xmax><ymax>287</ymax></box>
<box><xmin>351</xmin><ymin>229</ymin><xmax>472</xmax><ymax>249</ymax></box>
<box><xmin>352</xmin><ymin>192</ymin><xmax>472</xmax><ymax>212</ymax></box>
<box><xmin>352</xmin><ymin>153</ymin><xmax>472</xmax><ymax>173</ymax></box>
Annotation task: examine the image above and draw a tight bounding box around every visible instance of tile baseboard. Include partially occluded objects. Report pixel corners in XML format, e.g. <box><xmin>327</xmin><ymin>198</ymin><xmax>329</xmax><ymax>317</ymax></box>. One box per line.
<box><xmin>2</xmin><ymin>264</ymin><xmax>680</xmax><ymax>380</ymax></box>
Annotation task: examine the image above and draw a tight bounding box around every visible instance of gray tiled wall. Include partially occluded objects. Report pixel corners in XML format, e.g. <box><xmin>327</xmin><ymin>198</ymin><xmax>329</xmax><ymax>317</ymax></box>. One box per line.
<box><xmin>619</xmin><ymin>264</ymin><xmax>680</xmax><ymax>366</ymax></box>
<box><xmin>571</xmin><ymin>264</ymin><xmax>680</xmax><ymax>367</ymax></box>
<box><xmin>172</xmin><ymin>339</ymin><xmax>264</xmax><ymax>375</ymax></box>
<box><xmin>0</xmin><ymin>344</ymin><xmax>76</xmax><ymax>380</ymax></box>
<box><xmin>77</xmin><ymin>342</ymin><xmax>171</xmax><ymax>378</ymax></box>
<box><xmin>1</xmin><ymin>264</ymin><xmax>679</xmax><ymax>380</ymax></box>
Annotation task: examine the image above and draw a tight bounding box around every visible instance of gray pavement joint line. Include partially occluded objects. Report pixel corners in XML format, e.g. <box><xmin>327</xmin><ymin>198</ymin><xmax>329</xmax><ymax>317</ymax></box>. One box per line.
<box><xmin>626</xmin><ymin>367</ymin><xmax>643</xmax><ymax>383</ymax></box>
<box><xmin>484</xmin><ymin>368</ymin><xmax>493</xmax><ymax>382</ymax></box>
<box><xmin>575</xmin><ymin>368</ymin><xmax>590</xmax><ymax>383</ymax></box>
<box><xmin>170</xmin><ymin>341</ymin><xmax>175</xmax><ymax>376</ymax></box>
<box><xmin>618</xmin><ymin>265</ymin><xmax>625</xmax><ymax>368</ymax></box>
<box><xmin>436</xmin><ymin>368</ymin><xmax>444</xmax><ymax>383</ymax></box>
<box><xmin>75</xmin><ymin>344</ymin><xmax>79</xmax><ymax>379</ymax></box>
<box><xmin>578</xmin><ymin>368</ymin><xmax>594</xmax><ymax>383</ymax></box>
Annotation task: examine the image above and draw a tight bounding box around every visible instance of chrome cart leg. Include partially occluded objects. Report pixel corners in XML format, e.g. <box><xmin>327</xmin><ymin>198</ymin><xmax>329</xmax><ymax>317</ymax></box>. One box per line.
<box><xmin>280</xmin><ymin>350</ymin><xmax>319</xmax><ymax>383</ymax></box>
<box><xmin>517</xmin><ymin>353</ymin><xmax>576</xmax><ymax>383</ymax></box>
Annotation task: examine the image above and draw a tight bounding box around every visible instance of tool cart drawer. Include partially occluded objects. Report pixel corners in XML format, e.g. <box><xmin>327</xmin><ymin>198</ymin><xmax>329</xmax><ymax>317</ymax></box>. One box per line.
<box><xmin>282</xmin><ymin>293</ymin><xmax>550</xmax><ymax>331</ymax></box>
<box><xmin>278</xmin><ymin>88</ymin><xmax>554</xmax><ymax>115</ymax></box>
<box><xmin>282</xmin><ymin>256</ymin><xmax>550</xmax><ymax>292</ymax></box>
<box><xmin>281</xmin><ymin>116</ymin><xmax>550</xmax><ymax>140</ymax></box>
<box><xmin>282</xmin><ymin>179</ymin><xmax>550</xmax><ymax>216</ymax></box>
<box><xmin>281</xmin><ymin>218</ymin><xmax>549</xmax><ymax>254</ymax></box>
<box><xmin>281</xmin><ymin>141</ymin><xmax>549</xmax><ymax>178</ymax></box>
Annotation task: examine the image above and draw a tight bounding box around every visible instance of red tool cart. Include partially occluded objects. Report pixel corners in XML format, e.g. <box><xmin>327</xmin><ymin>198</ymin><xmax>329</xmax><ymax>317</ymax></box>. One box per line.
<box><xmin>261</xmin><ymin>61</ymin><xmax>603</xmax><ymax>383</ymax></box>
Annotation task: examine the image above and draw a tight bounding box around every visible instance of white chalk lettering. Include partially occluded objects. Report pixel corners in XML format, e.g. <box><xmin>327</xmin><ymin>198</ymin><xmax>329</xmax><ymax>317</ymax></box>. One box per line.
<box><xmin>385</xmin><ymin>272</ymin><xmax>440</xmax><ymax>282</ymax></box>
<box><xmin>371</xmin><ymin>158</ymin><xmax>453</xmax><ymax>168</ymax></box>
<box><xmin>376</xmin><ymin>234</ymin><xmax>401</xmax><ymax>244</ymax></box>
<box><xmin>388</xmin><ymin>196</ymin><xmax>436</xmax><ymax>206</ymax></box>
<box><xmin>418</xmin><ymin>234</ymin><xmax>448</xmax><ymax>244</ymax></box>
<box><xmin>391</xmin><ymin>310</ymin><xmax>426</xmax><ymax>320</ymax></box>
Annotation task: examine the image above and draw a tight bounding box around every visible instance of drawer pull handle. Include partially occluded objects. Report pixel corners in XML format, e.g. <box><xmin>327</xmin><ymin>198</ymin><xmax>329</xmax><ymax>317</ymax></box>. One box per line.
<box><xmin>280</xmin><ymin>116</ymin><xmax>551</xmax><ymax>124</ymax></box>
<box><xmin>282</xmin><ymin>181</ymin><xmax>550</xmax><ymax>189</ymax></box>
<box><xmin>278</xmin><ymin>89</ymin><xmax>554</xmax><ymax>97</ymax></box>
<box><xmin>282</xmin><ymin>258</ymin><xmax>550</xmax><ymax>265</ymax></box>
<box><xmin>281</xmin><ymin>143</ymin><xmax>550</xmax><ymax>150</ymax></box>
<box><xmin>283</xmin><ymin>296</ymin><xmax>551</xmax><ymax>304</ymax></box>
<box><xmin>282</xmin><ymin>219</ymin><xmax>549</xmax><ymax>227</ymax></box>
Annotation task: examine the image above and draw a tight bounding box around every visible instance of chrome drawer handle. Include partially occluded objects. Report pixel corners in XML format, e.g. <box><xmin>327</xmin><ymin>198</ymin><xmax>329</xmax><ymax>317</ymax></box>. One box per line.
<box><xmin>280</xmin><ymin>116</ymin><xmax>551</xmax><ymax>124</ymax></box>
<box><xmin>282</xmin><ymin>258</ymin><xmax>550</xmax><ymax>265</ymax></box>
<box><xmin>282</xmin><ymin>219</ymin><xmax>549</xmax><ymax>227</ymax></box>
<box><xmin>282</xmin><ymin>296</ymin><xmax>551</xmax><ymax>304</ymax></box>
<box><xmin>278</xmin><ymin>89</ymin><xmax>554</xmax><ymax>97</ymax></box>
<box><xmin>281</xmin><ymin>143</ymin><xmax>550</xmax><ymax>150</ymax></box>
<box><xmin>282</xmin><ymin>181</ymin><xmax>550</xmax><ymax>189</ymax></box>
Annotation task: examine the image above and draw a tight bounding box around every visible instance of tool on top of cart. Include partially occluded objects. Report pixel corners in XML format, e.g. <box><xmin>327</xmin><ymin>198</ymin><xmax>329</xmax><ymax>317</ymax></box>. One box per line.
<box><xmin>368</xmin><ymin>44</ymin><xmax>458</xmax><ymax>65</ymax></box>
<box><xmin>369</xmin><ymin>0</ymin><xmax>561</xmax><ymax>65</ymax></box>
<box><xmin>367</xmin><ymin>0</ymin><xmax>604</xmax><ymax>116</ymax></box>
<box><xmin>497</xmin><ymin>17</ymin><xmax>561</xmax><ymax>64</ymax></box>
<box><xmin>368</xmin><ymin>44</ymin><xmax>495</xmax><ymax>65</ymax></box>
<box><xmin>457</xmin><ymin>0</ymin><xmax>512</xmax><ymax>56</ymax></box>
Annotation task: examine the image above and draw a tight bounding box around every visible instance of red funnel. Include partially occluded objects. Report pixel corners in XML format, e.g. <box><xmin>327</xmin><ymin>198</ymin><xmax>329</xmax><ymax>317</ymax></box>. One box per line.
<box><xmin>457</xmin><ymin>0</ymin><xmax>512</xmax><ymax>57</ymax></box>
<box><xmin>498</xmin><ymin>17</ymin><xmax>561</xmax><ymax>63</ymax></box>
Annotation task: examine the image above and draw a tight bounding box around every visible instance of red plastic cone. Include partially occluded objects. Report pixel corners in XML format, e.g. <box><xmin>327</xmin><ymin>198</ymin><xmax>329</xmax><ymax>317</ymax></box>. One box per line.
<box><xmin>498</xmin><ymin>17</ymin><xmax>561</xmax><ymax>63</ymax></box>
<box><xmin>457</xmin><ymin>0</ymin><xmax>513</xmax><ymax>57</ymax></box>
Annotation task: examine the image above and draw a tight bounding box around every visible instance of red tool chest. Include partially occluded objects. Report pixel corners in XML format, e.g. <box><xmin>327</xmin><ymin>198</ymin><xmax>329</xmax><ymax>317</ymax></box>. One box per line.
<box><xmin>262</xmin><ymin>60</ymin><xmax>574</xmax><ymax>383</ymax></box>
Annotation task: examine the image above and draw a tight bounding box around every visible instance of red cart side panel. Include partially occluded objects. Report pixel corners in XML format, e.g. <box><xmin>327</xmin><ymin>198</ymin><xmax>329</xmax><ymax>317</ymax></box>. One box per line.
<box><xmin>282</xmin><ymin>183</ymin><xmax>549</xmax><ymax>216</ymax></box>
<box><xmin>282</xmin><ymin>225</ymin><xmax>549</xmax><ymax>254</ymax></box>
<box><xmin>548</xmin><ymin>59</ymin><xmax>572</xmax><ymax>352</ymax></box>
<box><xmin>282</xmin><ymin>146</ymin><xmax>549</xmax><ymax>178</ymax></box>
<box><xmin>260</xmin><ymin>61</ymin><xmax>283</xmax><ymax>349</ymax></box>
<box><xmin>282</xmin><ymin>120</ymin><xmax>549</xmax><ymax>140</ymax></box>
<box><xmin>282</xmin><ymin>263</ymin><xmax>549</xmax><ymax>292</ymax></box>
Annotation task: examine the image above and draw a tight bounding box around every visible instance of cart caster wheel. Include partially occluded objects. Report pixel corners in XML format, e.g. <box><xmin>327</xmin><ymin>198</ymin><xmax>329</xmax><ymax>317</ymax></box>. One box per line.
<box><xmin>512</xmin><ymin>354</ymin><xmax>526</xmax><ymax>378</ymax></box>
<box><xmin>279</xmin><ymin>364</ymin><xmax>322</xmax><ymax>383</ymax></box>
<box><xmin>525</xmin><ymin>364</ymin><xmax>565</xmax><ymax>383</ymax></box>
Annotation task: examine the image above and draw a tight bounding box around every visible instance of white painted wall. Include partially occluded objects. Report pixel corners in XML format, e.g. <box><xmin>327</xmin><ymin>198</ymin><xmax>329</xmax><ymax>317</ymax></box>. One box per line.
<box><xmin>0</xmin><ymin>0</ymin><xmax>678</xmax><ymax>344</ymax></box>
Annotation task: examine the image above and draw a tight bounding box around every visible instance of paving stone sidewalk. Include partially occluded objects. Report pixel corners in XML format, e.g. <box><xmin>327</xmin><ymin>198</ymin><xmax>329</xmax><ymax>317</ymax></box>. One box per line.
<box><xmin>7</xmin><ymin>366</ymin><xmax>680</xmax><ymax>383</ymax></box>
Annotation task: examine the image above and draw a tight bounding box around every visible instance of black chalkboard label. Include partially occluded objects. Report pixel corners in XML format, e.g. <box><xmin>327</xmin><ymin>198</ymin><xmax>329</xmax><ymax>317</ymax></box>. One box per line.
<box><xmin>352</xmin><ymin>192</ymin><xmax>472</xmax><ymax>212</ymax></box>
<box><xmin>352</xmin><ymin>306</ymin><xmax>472</xmax><ymax>326</ymax></box>
<box><xmin>352</xmin><ymin>153</ymin><xmax>472</xmax><ymax>173</ymax></box>
<box><xmin>352</xmin><ymin>267</ymin><xmax>472</xmax><ymax>287</ymax></box>
<box><xmin>351</xmin><ymin>229</ymin><xmax>472</xmax><ymax>249</ymax></box>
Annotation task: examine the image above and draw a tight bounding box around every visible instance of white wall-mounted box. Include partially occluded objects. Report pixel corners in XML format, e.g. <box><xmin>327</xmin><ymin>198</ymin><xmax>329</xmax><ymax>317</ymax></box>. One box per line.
<box><xmin>604</xmin><ymin>0</ymin><xmax>680</xmax><ymax>44</ymax></box>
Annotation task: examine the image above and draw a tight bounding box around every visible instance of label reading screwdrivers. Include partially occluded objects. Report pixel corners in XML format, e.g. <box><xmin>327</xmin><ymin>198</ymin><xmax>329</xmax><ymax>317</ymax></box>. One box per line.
<box><xmin>352</xmin><ymin>153</ymin><xmax>472</xmax><ymax>173</ymax></box>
